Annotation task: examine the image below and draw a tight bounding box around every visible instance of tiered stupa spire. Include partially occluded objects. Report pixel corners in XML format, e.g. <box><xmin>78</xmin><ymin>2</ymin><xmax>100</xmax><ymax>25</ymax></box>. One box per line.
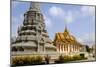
<box><xmin>11</xmin><ymin>2</ymin><xmax>56</xmax><ymax>53</ymax></box>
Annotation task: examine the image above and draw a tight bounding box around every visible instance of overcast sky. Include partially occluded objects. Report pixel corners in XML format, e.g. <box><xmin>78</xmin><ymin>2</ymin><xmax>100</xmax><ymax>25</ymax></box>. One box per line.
<box><xmin>11</xmin><ymin>1</ymin><xmax>95</xmax><ymax>46</ymax></box>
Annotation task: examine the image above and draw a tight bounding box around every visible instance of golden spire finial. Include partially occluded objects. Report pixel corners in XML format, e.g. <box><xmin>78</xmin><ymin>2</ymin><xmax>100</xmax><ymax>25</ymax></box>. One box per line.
<box><xmin>64</xmin><ymin>24</ymin><xmax>68</xmax><ymax>33</ymax></box>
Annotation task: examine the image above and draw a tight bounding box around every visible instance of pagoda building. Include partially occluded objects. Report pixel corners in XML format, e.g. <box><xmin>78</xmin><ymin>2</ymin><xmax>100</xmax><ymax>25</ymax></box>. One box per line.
<box><xmin>53</xmin><ymin>27</ymin><xmax>85</xmax><ymax>53</ymax></box>
<box><xmin>11</xmin><ymin>2</ymin><xmax>56</xmax><ymax>56</ymax></box>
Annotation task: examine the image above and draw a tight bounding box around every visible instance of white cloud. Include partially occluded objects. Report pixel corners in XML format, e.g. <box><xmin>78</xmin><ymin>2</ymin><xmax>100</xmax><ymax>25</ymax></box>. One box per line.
<box><xmin>49</xmin><ymin>6</ymin><xmax>65</xmax><ymax>17</ymax></box>
<box><xmin>81</xmin><ymin>6</ymin><xmax>95</xmax><ymax>16</ymax></box>
<box><xmin>44</xmin><ymin>15</ymin><xmax>52</xmax><ymax>28</ymax></box>
<box><xmin>48</xmin><ymin>6</ymin><xmax>74</xmax><ymax>24</ymax></box>
<box><xmin>65</xmin><ymin>11</ymin><xmax>74</xmax><ymax>24</ymax></box>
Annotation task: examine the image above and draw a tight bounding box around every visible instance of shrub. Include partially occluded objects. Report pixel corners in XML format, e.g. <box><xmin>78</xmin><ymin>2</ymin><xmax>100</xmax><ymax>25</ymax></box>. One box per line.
<box><xmin>34</xmin><ymin>56</ymin><xmax>43</xmax><ymax>64</ymax></box>
<box><xmin>63</xmin><ymin>55</ymin><xmax>71</xmax><ymax>62</ymax></box>
<box><xmin>55</xmin><ymin>54</ymin><xmax>86</xmax><ymax>63</ymax></box>
<box><xmin>55</xmin><ymin>55</ymin><xmax>71</xmax><ymax>63</ymax></box>
<box><xmin>72</xmin><ymin>55</ymin><xmax>81</xmax><ymax>61</ymax></box>
<box><xmin>12</xmin><ymin>56</ymin><xmax>24</xmax><ymax>65</ymax></box>
<box><xmin>12</xmin><ymin>55</ymin><xmax>43</xmax><ymax>66</ymax></box>
<box><xmin>30</xmin><ymin>56</ymin><xmax>36</xmax><ymax>64</ymax></box>
<box><xmin>22</xmin><ymin>56</ymin><xmax>31</xmax><ymax>64</ymax></box>
<box><xmin>80</xmin><ymin>54</ymin><xmax>85</xmax><ymax>59</ymax></box>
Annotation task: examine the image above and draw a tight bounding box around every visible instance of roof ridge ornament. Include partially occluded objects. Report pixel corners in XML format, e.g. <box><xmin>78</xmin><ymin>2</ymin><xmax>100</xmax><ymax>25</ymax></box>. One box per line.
<box><xmin>64</xmin><ymin>26</ymin><xmax>69</xmax><ymax>34</ymax></box>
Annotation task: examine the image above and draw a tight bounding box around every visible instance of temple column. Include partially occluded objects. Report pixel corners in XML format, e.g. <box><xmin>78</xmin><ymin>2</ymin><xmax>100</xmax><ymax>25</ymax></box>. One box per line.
<box><xmin>71</xmin><ymin>44</ymin><xmax>73</xmax><ymax>52</ymax></box>
<box><xmin>67</xmin><ymin>44</ymin><xmax>69</xmax><ymax>52</ymax></box>
<box><xmin>65</xmin><ymin>45</ymin><xmax>67</xmax><ymax>52</ymax></box>
<box><xmin>58</xmin><ymin>43</ymin><xmax>59</xmax><ymax>52</ymax></box>
<box><xmin>73</xmin><ymin>45</ymin><xmax>74</xmax><ymax>51</ymax></box>
<box><xmin>73</xmin><ymin>45</ymin><xmax>75</xmax><ymax>51</ymax></box>
<box><xmin>72</xmin><ymin>44</ymin><xmax>74</xmax><ymax>52</ymax></box>
<box><xmin>67</xmin><ymin>44</ymin><xmax>68</xmax><ymax>52</ymax></box>
<box><xmin>69</xmin><ymin>44</ymin><xmax>71</xmax><ymax>52</ymax></box>
<box><xmin>62</xmin><ymin>44</ymin><xmax>64</xmax><ymax>52</ymax></box>
<box><xmin>64</xmin><ymin>44</ymin><xmax>65</xmax><ymax>52</ymax></box>
<box><xmin>75</xmin><ymin>45</ymin><xmax>76</xmax><ymax>51</ymax></box>
<box><xmin>60</xmin><ymin>44</ymin><xmax>62</xmax><ymax>52</ymax></box>
<box><xmin>63</xmin><ymin>44</ymin><xmax>65</xmax><ymax>52</ymax></box>
<box><xmin>60</xmin><ymin>43</ymin><xmax>61</xmax><ymax>52</ymax></box>
<box><xmin>71</xmin><ymin>44</ymin><xmax>72</xmax><ymax>52</ymax></box>
<box><xmin>75</xmin><ymin>45</ymin><xmax>77</xmax><ymax>51</ymax></box>
<box><xmin>58</xmin><ymin>43</ymin><xmax>60</xmax><ymax>52</ymax></box>
<box><xmin>65</xmin><ymin>44</ymin><xmax>66</xmax><ymax>52</ymax></box>
<box><xmin>59</xmin><ymin>44</ymin><xmax>60</xmax><ymax>52</ymax></box>
<box><xmin>77</xmin><ymin>46</ymin><xmax>79</xmax><ymax>52</ymax></box>
<box><xmin>63</xmin><ymin>44</ymin><xmax>64</xmax><ymax>52</ymax></box>
<box><xmin>60</xmin><ymin>43</ymin><xmax>62</xmax><ymax>52</ymax></box>
<box><xmin>74</xmin><ymin>45</ymin><xmax>75</xmax><ymax>51</ymax></box>
<box><xmin>68</xmin><ymin>44</ymin><xmax>70</xmax><ymax>52</ymax></box>
<box><xmin>76</xmin><ymin>46</ymin><xmax>78</xmax><ymax>52</ymax></box>
<box><xmin>61</xmin><ymin>44</ymin><xmax>63</xmax><ymax>52</ymax></box>
<box><xmin>74</xmin><ymin>45</ymin><xmax>76</xmax><ymax>51</ymax></box>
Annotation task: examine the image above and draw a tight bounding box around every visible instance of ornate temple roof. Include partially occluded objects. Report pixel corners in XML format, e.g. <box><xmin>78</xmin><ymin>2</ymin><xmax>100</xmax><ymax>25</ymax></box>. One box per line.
<box><xmin>53</xmin><ymin>27</ymin><xmax>83</xmax><ymax>47</ymax></box>
<box><xmin>54</xmin><ymin>28</ymin><xmax>75</xmax><ymax>42</ymax></box>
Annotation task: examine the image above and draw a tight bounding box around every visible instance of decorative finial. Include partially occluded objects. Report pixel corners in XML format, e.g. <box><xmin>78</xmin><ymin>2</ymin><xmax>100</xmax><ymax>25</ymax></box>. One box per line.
<box><xmin>64</xmin><ymin>24</ymin><xmax>68</xmax><ymax>34</ymax></box>
<box><xmin>29</xmin><ymin>2</ymin><xmax>41</xmax><ymax>12</ymax></box>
